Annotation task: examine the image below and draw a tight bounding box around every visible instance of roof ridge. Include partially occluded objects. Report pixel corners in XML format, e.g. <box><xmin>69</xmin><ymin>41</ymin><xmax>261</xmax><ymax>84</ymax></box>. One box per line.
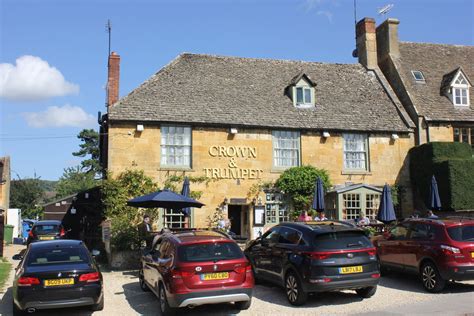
<box><xmin>179</xmin><ymin>52</ymin><xmax>363</xmax><ymax>67</ymax></box>
<box><xmin>400</xmin><ymin>41</ymin><xmax>474</xmax><ymax>48</ymax></box>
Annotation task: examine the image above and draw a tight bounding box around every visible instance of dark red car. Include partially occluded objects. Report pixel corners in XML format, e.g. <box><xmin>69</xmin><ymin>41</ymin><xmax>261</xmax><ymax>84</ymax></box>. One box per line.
<box><xmin>373</xmin><ymin>217</ymin><xmax>474</xmax><ymax>292</ymax></box>
<box><xmin>139</xmin><ymin>230</ymin><xmax>254</xmax><ymax>315</ymax></box>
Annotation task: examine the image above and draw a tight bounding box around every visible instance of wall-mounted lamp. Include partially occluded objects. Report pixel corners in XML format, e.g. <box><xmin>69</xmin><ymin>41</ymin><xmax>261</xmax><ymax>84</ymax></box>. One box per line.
<box><xmin>136</xmin><ymin>124</ymin><xmax>144</xmax><ymax>132</ymax></box>
<box><xmin>229</xmin><ymin>127</ymin><xmax>238</xmax><ymax>134</ymax></box>
<box><xmin>322</xmin><ymin>131</ymin><xmax>331</xmax><ymax>138</ymax></box>
<box><xmin>391</xmin><ymin>133</ymin><xmax>399</xmax><ymax>140</ymax></box>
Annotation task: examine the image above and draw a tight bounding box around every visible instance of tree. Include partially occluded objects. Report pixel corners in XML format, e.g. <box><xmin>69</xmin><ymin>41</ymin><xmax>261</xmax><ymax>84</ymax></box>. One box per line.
<box><xmin>10</xmin><ymin>178</ymin><xmax>44</xmax><ymax>219</ymax></box>
<box><xmin>73</xmin><ymin>129</ymin><xmax>101</xmax><ymax>176</ymax></box>
<box><xmin>275</xmin><ymin>165</ymin><xmax>331</xmax><ymax>213</ymax></box>
<box><xmin>101</xmin><ymin>170</ymin><xmax>159</xmax><ymax>250</ymax></box>
<box><xmin>55</xmin><ymin>166</ymin><xmax>97</xmax><ymax>199</ymax></box>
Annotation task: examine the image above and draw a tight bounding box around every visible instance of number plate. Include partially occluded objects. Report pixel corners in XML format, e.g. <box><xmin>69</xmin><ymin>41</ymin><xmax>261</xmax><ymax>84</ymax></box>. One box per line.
<box><xmin>339</xmin><ymin>266</ymin><xmax>363</xmax><ymax>274</ymax></box>
<box><xmin>39</xmin><ymin>236</ymin><xmax>55</xmax><ymax>240</ymax></box>
<box><xmin>471</xmin><ymin>252</ymin><xmax>474</xmax><ymax>259</ymax></box>
<box><xmin>44</xmin><ymin>278</ymin><xmax>74</xmax><ymax>286</ymax></box>
<box><xmin>200</xmin><ymin>272</ymin><xmax>229</xmax><ymax>280</ymax></box>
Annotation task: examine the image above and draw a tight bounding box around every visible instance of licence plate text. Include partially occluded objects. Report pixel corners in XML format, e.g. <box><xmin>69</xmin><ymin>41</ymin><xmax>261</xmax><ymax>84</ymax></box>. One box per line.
<box><xmin>200</xmin><ymin>272</ymin><xmax>229</xmax><ymax>280</ymax></box>
<box><xmin>39</xmin><ymin>236</ymin><xmax>55</xmax><ymax>240</ymax></box>
<box><xmin>44</xmin><ymin>278</ymin><xmax>74</xmax><ymax>286</ymax></box>
<box><xmin>339</xmin><ymin>266</ymin><xmax>363</xmax><ymax>274</ymax></box>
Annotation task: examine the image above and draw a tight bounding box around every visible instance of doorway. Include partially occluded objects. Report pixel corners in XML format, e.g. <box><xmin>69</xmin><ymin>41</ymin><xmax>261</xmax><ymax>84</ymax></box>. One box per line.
<box><xmin>228</xmin><ymin>205</ymin><xmax>242</xmax><ymax>236</ymax></box>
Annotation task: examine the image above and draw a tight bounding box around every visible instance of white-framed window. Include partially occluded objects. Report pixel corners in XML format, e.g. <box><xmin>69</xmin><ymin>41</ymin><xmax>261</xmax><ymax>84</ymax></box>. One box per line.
<box><xmin>343</xmin><ymin>193</ymin><xmax>361</xmax><ymax>220</ymax></box>
<box><xmin>366</xmin><ymin>194</ymin><xmax>381</xmax><ymax>220</ymax></box>
<box><xmin>451</xmin><ymin>72</ymin><xmax>470</xmax><ymax>106</ymax></box>
<box><xmin>164</xmin><ymin>209</ymin><xmax>188</xmax><ymax>228</ymax></box>
<box><xmin>160</xmin><ymin>125</ymin><xmax>191</xmax><ymax>168</ymax></box>
<box><xmin>411</xmin><ymin>70</ymin><xmax>425</xmax><ymax>82</ymax></box>
<box><xmin>343</xmin><ymin>133</ymin><xmax>369</xmax><ymax>171</ymax></box>
<box><xmin>272</xmin><ymin>130</ymin><xmax>300</xmax><ymax>168</ymax></box>
<box><xmin>295</xmin><ymin>87</ymin><xmax>313</xmax><ymax>105</ymax></box>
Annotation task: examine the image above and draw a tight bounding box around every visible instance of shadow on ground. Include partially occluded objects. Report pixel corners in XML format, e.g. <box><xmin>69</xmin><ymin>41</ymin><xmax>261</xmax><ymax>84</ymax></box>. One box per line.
<box><xmin>379</xmin><ymin>271</ymin><xmax>474</xmax><ymax>294</ymax></box>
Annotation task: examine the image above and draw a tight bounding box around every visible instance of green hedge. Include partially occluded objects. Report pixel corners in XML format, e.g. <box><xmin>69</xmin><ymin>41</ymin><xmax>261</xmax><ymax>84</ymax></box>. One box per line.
<box><xmin>410</xmin><ymin>142</ymin><xmax>474</xmax><ymax>211</ymax></box>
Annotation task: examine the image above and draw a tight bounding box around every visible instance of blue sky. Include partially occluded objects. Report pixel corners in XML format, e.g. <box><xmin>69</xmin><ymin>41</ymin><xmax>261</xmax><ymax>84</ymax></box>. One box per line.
<box><xmin>1</xmin><ymin>0</ymin><xmax>473</xmax><ymax>181</ymax></box>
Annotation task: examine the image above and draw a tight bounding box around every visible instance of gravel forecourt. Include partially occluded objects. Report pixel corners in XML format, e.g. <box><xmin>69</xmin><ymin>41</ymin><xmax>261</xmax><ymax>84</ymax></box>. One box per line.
<box><xmin>1</xmin><ymin>244</ymin><xmax>473</xmax><ymax>316</ymax></box>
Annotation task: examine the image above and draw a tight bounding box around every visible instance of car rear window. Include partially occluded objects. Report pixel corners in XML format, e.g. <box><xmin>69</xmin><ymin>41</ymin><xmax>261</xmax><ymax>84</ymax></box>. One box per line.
<box><xmin>314</xmin><ymin>231</ymin><xmax>372</xmax><ymax>250</ymax></box>
<box><xmin>447</xmin><ymin>225</ymin><xmax>474</xmax><ymax>242</ymax></box>
<box><xmin>33</xmin><ymin>225</ymin><xmax>59</xmax><ymax>234</ymax></box>
<box><xmin>26</xmin><ymin>247</ymin><xmax>90</xmax><ymax>265</ymax></box>
<box><xmin>177</xmin><ymin>242</ymin><xmax>244</xmax><ymax>262</ymax></box>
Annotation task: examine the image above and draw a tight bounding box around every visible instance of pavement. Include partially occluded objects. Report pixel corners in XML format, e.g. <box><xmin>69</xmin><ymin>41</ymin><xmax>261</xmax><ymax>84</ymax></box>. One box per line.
<box><xmin>1</xmin><ymin>244</ymin><xmax>473</xmax><ymax>316</ymax></box>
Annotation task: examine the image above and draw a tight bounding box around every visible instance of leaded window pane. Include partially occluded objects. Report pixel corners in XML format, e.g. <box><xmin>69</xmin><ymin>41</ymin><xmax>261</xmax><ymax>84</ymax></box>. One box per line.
<box><xmin>272</xmin><ymin>130</ymin><xmax>300</xmax><ymax>168</ymax></box>
<box><xmin>161</xmin><ymin>125</ymin><xmax>192</xmax><ymax>168</ymax></box>
<box><xmin>343</xmin><ymin>134</ymin><xmax>368</xmax><ymax>170</ymax></box>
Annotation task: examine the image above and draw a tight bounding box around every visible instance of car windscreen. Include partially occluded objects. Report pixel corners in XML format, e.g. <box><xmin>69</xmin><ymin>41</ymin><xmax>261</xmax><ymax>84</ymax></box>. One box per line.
<box><xmin>177</xmin><ymin>242</ymin><xmax>244</xmax><ymax>262</ymax></box>
<box><xmin>314</xmin><ymin>231</ymin><xmax>372</xmax><ymax>250</ymax></box>
<box><xmin>26</xmin><ymin>247</ymin><xmax>90</xmax><ymax>266</ymax></box>
<box><xmin>447</xmin><ymin>225</ymin><xmax>474</xmax><ymax>242</ymax></box>
<box><xmin>33</xmin><ymin>225</ymin><xmax>60</xmax><ymax>235</ymax></box>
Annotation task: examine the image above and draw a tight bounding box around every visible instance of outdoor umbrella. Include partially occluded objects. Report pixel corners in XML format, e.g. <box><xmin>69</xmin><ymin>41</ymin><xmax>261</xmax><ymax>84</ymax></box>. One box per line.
<box><xmin>127</xmin><ymin>189</ymin><xmax>204</xmax><ymax>209</ymax></box>
<box><xmin>180</xmin><ymin>177</ymin><xmax>192</xmax><ymax>216</ymax></box>
<box><xmin>377</xmin><ymin>184</ymin><xmax>396</xmax><ymax>223</ymax></box>
<box><xmin>312</xmin><ymin>177</ymin><xmax>325</xmax><ymax>212</ymax></box>
<box><xmin>429</xmin><ymin>175</ymin><xmax>442</xmax><ymax>211</ymax></box>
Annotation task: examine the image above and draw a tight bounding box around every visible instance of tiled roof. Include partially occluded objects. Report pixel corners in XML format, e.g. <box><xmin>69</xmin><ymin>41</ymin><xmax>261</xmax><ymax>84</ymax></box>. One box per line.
<box><xmin>398</xmin><ymin>42</ymin><xmax>474</xmax><ymax>122</ymax></box>
<box><xmin>109</xmin><ymin>53</ymin><xmax>413</xmax><ymax>132</ymax></box>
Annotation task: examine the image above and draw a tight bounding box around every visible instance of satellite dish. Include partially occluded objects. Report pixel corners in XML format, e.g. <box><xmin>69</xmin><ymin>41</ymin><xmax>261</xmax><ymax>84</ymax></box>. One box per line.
<box><xmin>378</xmin><ymin>4</ymin><xmax>394</xmax><ymax>15</ymax></box>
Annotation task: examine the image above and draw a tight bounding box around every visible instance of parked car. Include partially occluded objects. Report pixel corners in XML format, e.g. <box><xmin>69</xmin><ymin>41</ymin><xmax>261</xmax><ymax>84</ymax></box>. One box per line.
<box><xmin>139</xmin><ymin>229</ymin><xmax>254</xmax><ymax>315</ymax></box>
<box><xmin>12</xmin><ymin>240</ymin><xmax>103</xmax><ymax>315</ymax></box>
<box><xmin>244</xmin><ymin>221</ymin><xmax>380</xmax><ymax>306</ymax></box>
<box><xmin>373</xmin><ymin>217</ymin><xmax>474</xmax><ymax>292</ymax></box>
<box><xmin>26</xmin><ymin>220</ymin><xmax>66</xmax><ymax>245</ymax></box>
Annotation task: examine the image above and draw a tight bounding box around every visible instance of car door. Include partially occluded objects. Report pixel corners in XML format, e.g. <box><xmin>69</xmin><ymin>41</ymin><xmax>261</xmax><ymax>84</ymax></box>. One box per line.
<box><xmin>143</xmin><ymin>237</ymin><xmax>163</xmax><ymax>289</ymax></box>
<box><xmin>378</xmin><ymin>222</ymin><xmax>409</xmax><ymax>268</ymax></box>
<box><xmin>271</xmin><ymin>227</ymin><xmax>302</xmax><ymax>279</ymax></box>
<box><xmin>405</xmin><ymin>222</ymin><xmax>431</xmax><ymax>271</ymax></box>
<box><xmin>253</xmin><ymin>227</ymin><xmax>280</xmax><ymax>280</ymax></box>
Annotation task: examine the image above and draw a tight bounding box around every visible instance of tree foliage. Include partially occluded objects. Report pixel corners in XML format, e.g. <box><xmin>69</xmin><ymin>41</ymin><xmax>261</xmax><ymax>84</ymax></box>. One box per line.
<box><xmin>55</xmin><ymin>166</ymin><xmax>97</xmax><ymax>199</ymax></box>
<box><xmin>73</xmin><ymin>129</ymin><xmax>101</xmax><ymax>176</ymax></box>
<box><xmin>101</xmin><ymin>170</ymin><xmax>159</xmax><ymax>250</ymax></box>
<box><xmin>10</xmin><ymin>178</ymin><xmax>44</xmax><ymax>219</ymax></box>
<box><xmin>275</xmin><ymin>165</ymin><xmax>331</xmax><ymax>212</ymax></box>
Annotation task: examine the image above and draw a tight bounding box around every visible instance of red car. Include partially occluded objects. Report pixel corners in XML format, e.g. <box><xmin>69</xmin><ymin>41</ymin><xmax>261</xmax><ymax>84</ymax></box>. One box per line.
<box><xmin>139</xmin><ymin>229</ymin><xmax>254</xmax><ymax>315</ymax></box>
<box><xmin>373</xmin><ymin>217</ymin><xmax>474</xmax><ymax>292</ymax></box>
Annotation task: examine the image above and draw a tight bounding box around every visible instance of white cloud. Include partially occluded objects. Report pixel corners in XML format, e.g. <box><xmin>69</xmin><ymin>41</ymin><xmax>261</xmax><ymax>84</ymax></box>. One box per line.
<box><xmin>22</xmin><ymin>104</ymin><xmax>96</xmax><ymax>128</ymax></box>
<box><xmin>317</xmin><ymin>10</ymin><xmax>334</xmax><ymax>23</ymax></box>
<box><xmin>0</xmin><ymin>55</ymin><xmax>79</xmax><ymax>101</ymax></box>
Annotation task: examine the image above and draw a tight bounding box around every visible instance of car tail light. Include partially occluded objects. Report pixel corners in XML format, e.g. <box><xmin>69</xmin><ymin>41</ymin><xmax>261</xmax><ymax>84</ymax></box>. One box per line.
<box><xmin>234</xmin><ymin>263</ymin><xmax>251</xmax><ymax>274</ymax></box>
<box><xmin>304</xmin><ymin>252</ymin><xmax>332</xmax><ymax>260</ymax></box>
<box><xmin>440</xmin><ymin>245</ymin><xmax>461</xmax><ymax>256</ymax></box>
<box><xmin>171</xmin><ymin>269</ymin><xmax>194</xmax><ymax>279</ymax></box>
<box><xmin>28</xmin><ymin>230</ymin><xmax>34</xmax><ymax>238</ymax></box>
<box><xmin>60</xmin><ymin>228</ymin><xmax>66</xmax><ymax>237</ymax></box>
<box><xmin>18</xmin><ymin>277</ymin><xmax>40</xmax><ymax>287</ymax></box>
<box><xmin>367</xmin><ymin>248</ymin><xmax>376</xmax><ymax>256</ymax></box>
<box><xmin>79</xmin><ymin>272</ymin><xmax>100</xmax><ymax>282</ymax></box>
<box><xmin>371</xmin><ymin>273</ymin><xmax>381</xmax><ymax>278</ymax></box>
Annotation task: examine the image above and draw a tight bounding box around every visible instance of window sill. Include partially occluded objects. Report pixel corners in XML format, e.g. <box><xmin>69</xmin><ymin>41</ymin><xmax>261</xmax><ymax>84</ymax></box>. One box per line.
<box><xmin>341</xmin><ymin>170</ymin><xmax>372</xmax><ymax>176</ymax></box>
<box><xmin>159</xmin><ymin>167</ymin><xmax>194</xmax><ymax>172</ymax></box>
<box><xmin>271</xmin><ymin>167</ymin><xmax>297</xmax><ymax>173</ymax></box>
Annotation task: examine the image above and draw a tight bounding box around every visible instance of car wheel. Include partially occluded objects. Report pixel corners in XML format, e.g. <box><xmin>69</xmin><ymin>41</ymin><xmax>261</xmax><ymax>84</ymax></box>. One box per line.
<box><xmin>285</xmin><ymin>271</ymin><xmax>308</xmax><ymax>306</ymax></box>
<box><xmin>235</xmin><ymin>299</ymin><xmax>252</xmax><ymax>310</ymax></box>
<box><xmin>90</xmin><ymin>294</ymin><xmax>104</xmax><ymax>311</ymax></box>
<box><xmin>356</xmin><ymin>285</ymin><xmax>377</xmax><ymax>298</ymax></box>
<box><xmin>421</xmin><ymin>261</ymin><xmax>446</xmax><ymax>293</ymax></box>
<box><xmin>158</xmin><ymin>284</ymin><xmax>176</xmax><ymax>316</ymax></box>
<box><xmin>139</xmin><ymin>269</ymin><xmax>150</xmax><ymax>292</ymax></box>
<box><xmin>12</xmin><ymin>301</ymin><xmax>25</xmax><ymax>316</ymax></box>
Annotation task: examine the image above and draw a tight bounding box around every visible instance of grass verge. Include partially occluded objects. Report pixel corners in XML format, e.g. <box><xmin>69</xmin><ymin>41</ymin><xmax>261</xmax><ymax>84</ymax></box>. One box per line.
<box><xmin>0</xmin><ymin>257</ymin><xmax>12</xmax><ymax>291</ymax></box>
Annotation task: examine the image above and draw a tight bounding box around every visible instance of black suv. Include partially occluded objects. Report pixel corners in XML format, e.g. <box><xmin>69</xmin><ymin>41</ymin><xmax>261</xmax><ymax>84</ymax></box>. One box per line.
<box><xmin>244</xmin><ymin>221</ymin><xmax>380</xmax><ymax>305</ymax></box>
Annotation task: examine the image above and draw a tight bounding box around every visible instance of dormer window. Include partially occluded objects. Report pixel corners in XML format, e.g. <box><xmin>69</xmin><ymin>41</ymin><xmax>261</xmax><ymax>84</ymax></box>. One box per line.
<box><xmin>296</xmin><ymin>86</ymin><xmax>312</xmax><ymax>105</ymax></box>
<box><xmin>441</xmin><ymin>67</ymin><xmax>471</xmax><ymax>107</ymax></box>
<box><xmin>288</xmin><ymin>72</ymin><xmax>316</xmax><ymax>108</ymax></box>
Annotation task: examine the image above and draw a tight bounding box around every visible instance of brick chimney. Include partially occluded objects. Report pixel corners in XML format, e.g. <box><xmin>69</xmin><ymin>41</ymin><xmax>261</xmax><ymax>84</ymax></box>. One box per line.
<box><xmin>376</xmin><ymin>18</ymin><xmax>400</xmax><ymax>61</ymax></box>
<box><xmin>107</xmin><ymin>52</ymin><xmax>120</xmax><ymax>107</ymax></box>
<box><xmin>356</xmin><ymin>18</ymin><xmax>377</xmax><ymax>70</ymax></box>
